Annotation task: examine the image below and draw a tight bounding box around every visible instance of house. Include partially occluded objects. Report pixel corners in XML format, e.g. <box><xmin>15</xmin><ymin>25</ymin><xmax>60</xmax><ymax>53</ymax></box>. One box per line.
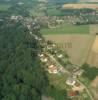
<box><xmin>38</xmin><ymin>53</ymin><xmax>48</xmax><ymax>63</ymax></box>
<box><xmin>56</xmin><ymin>19</ymin><xmax>64</xmax><ymax>24</ymax></box>
<box><xmin>41</xmin><ymin>58</ymin><xmax>48</xmax><ymax>63</ymax></box>
<box><xmin>66</xmin><ymin>77</ymin><xmax>76</xmax><ymax>86</ymax></box>
<box><xmin>11</xmin><ymin>16</ymin><xmax>18</xmax><ymax>20</ymax></box>
<box><xmin>38</xmin><ymin>53</ymin><xmax>44</xmax><ymax>57</ymax></box>
<box><xmin>57</xmin><ymin>54</ymin><xmax>63</xmax><ymax>58</ymax></box>
<box><xmin>68</xmin><ymin>91</ymin><xmax>79</xmax><ymax>97</ymax></box>
<box><xmin>38</xmin><ymin>38</ymin><xmax>42</xmax><ymax>41</ymax></box>
<box><xmin>10</xmin><ymin>15</ymin><xmax>23</xmax><ymax>20</ymax></box>
<box><xmin>48</xmin><ymin>65</ymin><xmax>58</xmax><ymax>74</ymax></box>
<box><xmin>52</xmin><ymin>44</ymin><xmax>56</xmax><ymax>47</ymax></box>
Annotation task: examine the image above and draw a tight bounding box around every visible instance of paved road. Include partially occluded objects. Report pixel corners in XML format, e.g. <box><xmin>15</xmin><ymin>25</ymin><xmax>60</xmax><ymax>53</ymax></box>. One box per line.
<box><xmin>47</xmin><ymin>53</ymin><xmax>94</xmax><ymax>100</ymax></box>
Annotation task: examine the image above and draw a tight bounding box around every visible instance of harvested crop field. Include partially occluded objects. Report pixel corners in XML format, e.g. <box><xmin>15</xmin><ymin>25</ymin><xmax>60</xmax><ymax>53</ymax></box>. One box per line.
<box><xmin>87</xmin><ymin>25</ymin><xmax>98</xmax><ymax>67</ymax></box>
<box><xmin>87</xmin><ymin>36</ymin><xmax>98</xmax><ymax>67</ymax></box>
<box><xmin>44</xmin><ymin>34</ymin><xmax>94</xmax><ymax>65</ymax></box>
<box><xmin>92</xmin><ymin>36</ymin><xmax>98</xmax><ymax>53</ymax></box>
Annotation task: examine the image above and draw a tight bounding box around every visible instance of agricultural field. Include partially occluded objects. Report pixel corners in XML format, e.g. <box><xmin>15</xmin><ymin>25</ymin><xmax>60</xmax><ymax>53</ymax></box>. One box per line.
<box><xmin>87</xmin><ymin>25</ymin><xmax>98</xmax><ymax>67</ymax></box>
<box><xmin>44</xmin><ymin>34</ymin><xmax>94</xmax><ymax>65</ymax></box>
<box><xmin>62</xmin><ymin>4</ymin><xmax>98</xmax><ymax>10</ymax></box>
<box><xmin>41</xmin><ymin>23</ymin><xmax>89</xmax><ymax>34</ymax></box>
<box><xmin>87</xmin><ymin>36</ymin><xmax>98</xmax><ymax>67</ymax></box>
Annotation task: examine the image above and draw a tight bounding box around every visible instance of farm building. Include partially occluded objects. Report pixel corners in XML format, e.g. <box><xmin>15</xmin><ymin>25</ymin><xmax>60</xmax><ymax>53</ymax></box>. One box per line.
<box><xmin>48</xmin><ymin>65</ymin><xmax>58</xmax><ymax>74</ymax></box>
<box><xmin>41</xmin><ymin>58</ymin><xmax>48</xmax><ymax>63</ymax></box>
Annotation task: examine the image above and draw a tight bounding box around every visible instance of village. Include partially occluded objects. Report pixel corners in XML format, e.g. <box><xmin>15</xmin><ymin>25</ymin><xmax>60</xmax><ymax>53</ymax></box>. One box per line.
<box><xmin>7</xmin><ymin>13</ymin><xmax>96</xmax><ymax>100</ymax></box>
<box><xmin>37</xmin><ymin>40</ymin><xmax>92</xmax><ymax>99</ymax></box>
<box><xmin>0</xmin><ymin>0</ymin><xmax>98</xmax><ymax>100</ymax></box>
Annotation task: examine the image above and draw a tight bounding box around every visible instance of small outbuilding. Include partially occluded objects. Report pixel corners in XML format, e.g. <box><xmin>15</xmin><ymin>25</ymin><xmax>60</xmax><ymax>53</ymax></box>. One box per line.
<box><xmin>57</xmin><ymin>54</ymin><xmax>63</xmax><ymax>58</ymax></box>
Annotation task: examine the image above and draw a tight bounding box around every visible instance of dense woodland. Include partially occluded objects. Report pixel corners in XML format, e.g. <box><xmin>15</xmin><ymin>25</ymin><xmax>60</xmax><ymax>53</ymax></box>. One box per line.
<box><xmin>0</xmin><ymin>7</ymin><xmax>70</xmax><ymax>99</ymax></box>
<box><xmin>0</xmin><ymin>12</ymin><xmax>49</xmax><ymax>99</ymax></box>
<box><xmin>0</xmin><ymin>1</ymin><xmax>95</xmax><ymax>100</ymax></box>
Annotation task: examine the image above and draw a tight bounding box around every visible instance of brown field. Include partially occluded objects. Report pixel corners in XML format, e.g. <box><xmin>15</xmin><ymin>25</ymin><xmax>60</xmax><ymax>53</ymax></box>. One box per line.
<box><xmin>44</xmin><ymin>34</ymin><xmax>94</xmax><ymax>65</ymax></box>
<box><xmin>87</xmin><ymin>25</ymin><xmax>98</xmax><ymax>67</ymax></box>
<box><xmin>87</xmin><ymin>36</ymin><xmax>98</xmax><ymax>67</ymax></box>
<box><xmin>62</xmin><ymin>4</ymin><xmax>98</xmax><ymax>10</ymax></box>
<box><xmin>82</xmin><ymin>25</ymin><xmax>98</xmax><ymax>100</ymax></box>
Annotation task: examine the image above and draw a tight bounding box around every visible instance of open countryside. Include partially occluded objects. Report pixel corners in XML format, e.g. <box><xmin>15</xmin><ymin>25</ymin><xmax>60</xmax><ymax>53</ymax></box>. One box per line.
<box><xmin>41</xmin><ymin>23</ymin><xmax>89</xmax><ymax>34</ymax></box>
<box><xmin>0</xmin><ymin>0</ymin><xmax>98</xmax><ymax>100</ymax></box>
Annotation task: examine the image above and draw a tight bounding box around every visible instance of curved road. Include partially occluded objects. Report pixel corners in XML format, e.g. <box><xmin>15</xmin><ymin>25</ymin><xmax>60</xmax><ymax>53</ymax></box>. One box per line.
<box><xmin>47</xmin><ymin>53</ymin><xmax>94</xmax><ymax>100</ymax></box>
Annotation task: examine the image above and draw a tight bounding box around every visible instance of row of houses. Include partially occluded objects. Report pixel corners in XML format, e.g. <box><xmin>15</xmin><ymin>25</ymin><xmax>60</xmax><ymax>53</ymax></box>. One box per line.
<box><xmin>38</xmin><ymin>52</ymin><xmax>64</xmax><ymax>74</ymax></box>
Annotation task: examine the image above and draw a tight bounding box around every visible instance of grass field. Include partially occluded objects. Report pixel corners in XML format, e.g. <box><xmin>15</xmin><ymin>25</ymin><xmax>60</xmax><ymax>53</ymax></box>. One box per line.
<box><xmin>47</xmin><ymin>72</ymin><xmax>91</xmax><ymax>100</ymax></box>
<box><xmin>41</xmin><ymin>23</ymin><xmax>89</xmax><ymax>34</ymax></box>
<box><xmin>0</xmin><ymin>4</ymin><xmax>11</xmax><ymax>11</ymax></box>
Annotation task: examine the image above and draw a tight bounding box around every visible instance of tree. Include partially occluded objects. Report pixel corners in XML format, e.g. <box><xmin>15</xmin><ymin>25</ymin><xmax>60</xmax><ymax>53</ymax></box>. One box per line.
<box><xmin>0</xmin><ymin>16</ymin><xmax>49</xmax><ymax>100</ymax></box>
<box><xmin>82</xmin><ymin>63</ymin><xmax>98</xmax><ymax>81</ymax></box>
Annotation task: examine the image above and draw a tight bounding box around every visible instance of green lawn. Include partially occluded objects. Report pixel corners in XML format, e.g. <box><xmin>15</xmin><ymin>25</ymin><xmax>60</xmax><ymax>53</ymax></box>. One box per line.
<box><xmin>0</xmin><ymin>4</ymin><xmax>11</xmax><ymax>11</ymax></box>
<box><xmin>41</xmin><ymin>23</ymin><xmax>89</xmax><ymax>34</ymax></box>
<box><xmin>46</xmin><ymin>73</ymin><xmax>70</xmax><ymax>100</ymax></box>
<box><xmin>48</xmin><ymin>73</ymin><xmax>69</xmax><ymax>89</ymax></box>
